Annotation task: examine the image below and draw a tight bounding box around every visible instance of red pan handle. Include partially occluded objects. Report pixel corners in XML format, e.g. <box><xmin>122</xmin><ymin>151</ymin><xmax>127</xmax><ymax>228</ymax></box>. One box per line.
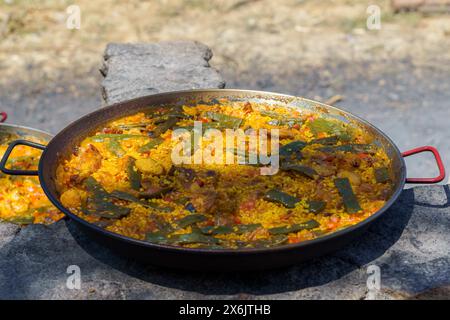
<box><xmin>0</xmin><ymin>112</ymin><xmax>7</xmax><ymax>123</ymax></box>
<box><xmin>402</xmin><ymin>146</ymin><xmax>445</xmax><ymax>184</ymax></box>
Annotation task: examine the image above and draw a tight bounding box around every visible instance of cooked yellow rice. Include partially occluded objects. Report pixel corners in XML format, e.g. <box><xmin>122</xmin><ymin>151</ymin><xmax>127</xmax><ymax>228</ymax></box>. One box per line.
<box><xmin>55</xmin><ymin>100</ymin><xmax>393</xmax><ymax>249</ymax></box>
<box><xmin>0</xmin><ymin>136</ymin><xmax>63</xmax><ymax>225</ymax></box>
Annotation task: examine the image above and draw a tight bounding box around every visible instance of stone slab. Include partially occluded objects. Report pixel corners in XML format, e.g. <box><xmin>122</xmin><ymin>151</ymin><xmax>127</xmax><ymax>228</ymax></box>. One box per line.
<box><xmin>100</xmin><ymin>41</ymin><xmax>225</xmax><ymax>105</ymax></box>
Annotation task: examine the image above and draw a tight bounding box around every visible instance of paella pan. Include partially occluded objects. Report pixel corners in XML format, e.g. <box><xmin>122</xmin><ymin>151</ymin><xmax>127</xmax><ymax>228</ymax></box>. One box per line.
<box><xmin>0</xmin><ymin>90</ymin><xmax>445</xmax><ymax>270</ymax></box>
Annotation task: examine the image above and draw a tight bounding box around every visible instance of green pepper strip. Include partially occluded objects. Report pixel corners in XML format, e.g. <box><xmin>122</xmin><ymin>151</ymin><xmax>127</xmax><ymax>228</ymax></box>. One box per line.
<box><xmin>89</xmin><ymin>134</ymin><xmax>148</xmax><ymax>142</ymax></box>
<box><xmin>319</xmin><ymin>144</ymin><xmax>373</xmax><ymax>154</ymax></box>
<box><xmin>110</xmin><ymin>190</ymin><xmax>173</xmax><ymax>212</ymax></box>
<box><xmin>176</xmin><ymin>214</ymin><xmax>208</xmax><ymax>228</ymax></box>
<box><xmin>308</xmin><ymin>200</ymin><xmax>326</xmax><ymax>214</ymax></box>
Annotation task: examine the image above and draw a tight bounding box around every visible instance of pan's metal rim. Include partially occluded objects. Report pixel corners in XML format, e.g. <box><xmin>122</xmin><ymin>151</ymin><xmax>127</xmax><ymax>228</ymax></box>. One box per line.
<box><xmin>0</xmin><ymin>123</ymin><xmax>53</xmax><ymax>138</ymax></box>
<box><xmin>39</xmin><ymin>88</ymin><xmax>407</xmax><ymax>255</ymax></box>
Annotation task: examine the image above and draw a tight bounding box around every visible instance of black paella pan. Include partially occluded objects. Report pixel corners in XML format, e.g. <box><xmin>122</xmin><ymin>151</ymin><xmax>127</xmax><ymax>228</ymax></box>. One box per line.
<box><xmin>0</xmin><ymin>90</ymin><xmax>445</xmax><ymax>271</ymax></box>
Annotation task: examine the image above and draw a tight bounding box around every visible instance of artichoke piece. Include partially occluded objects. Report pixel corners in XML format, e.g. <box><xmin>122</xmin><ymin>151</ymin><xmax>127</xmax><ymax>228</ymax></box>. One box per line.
<box><xmin>308</xmin><ymin>200</ymin><xmax>326</xmax><ymax>214</ymax></box>
<box><xmin>375</xmin><ymin>167</ymin><xmax>390</xmax><ymax>183</ymax></box>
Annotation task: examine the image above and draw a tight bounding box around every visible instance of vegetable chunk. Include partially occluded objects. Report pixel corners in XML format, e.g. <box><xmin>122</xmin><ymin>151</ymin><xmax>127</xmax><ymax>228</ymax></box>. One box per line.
<box><xmin>334</xmin><ymin>178</ymin><xmax>362</xmax><ymax>214</ymax></box>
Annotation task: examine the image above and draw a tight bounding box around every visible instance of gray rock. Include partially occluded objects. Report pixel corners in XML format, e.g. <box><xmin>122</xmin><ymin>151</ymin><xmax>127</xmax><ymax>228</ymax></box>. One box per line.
<box><xmin>0</xmin><ymin>222</ymin><xmax>19</xmax><ymax>249</ymax></box>
<box><xmin>101</xmin><ymin>41</ymin><xmax>225</xmax><ymax>105</ymax></box>
<box><xmin>0</xmin><ymin>185</ymin><xmax>448</xmax><ymax>299</ymax></box>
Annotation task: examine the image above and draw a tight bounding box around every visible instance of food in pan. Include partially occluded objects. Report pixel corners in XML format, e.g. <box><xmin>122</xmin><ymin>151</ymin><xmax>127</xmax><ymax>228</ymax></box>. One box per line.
<box><xmin>0</xmin><ymin>135</ymin><xmax>63</xmax><ymax>225</ymax></box>
<box><xmin>55</xmin><ymin>101</ymin><xmax>394</xmax><ymax>249</ymax></box>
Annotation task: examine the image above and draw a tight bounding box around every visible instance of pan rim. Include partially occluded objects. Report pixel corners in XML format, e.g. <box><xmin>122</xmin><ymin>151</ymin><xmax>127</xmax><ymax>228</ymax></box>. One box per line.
<box><xmin>0</xmin><ymin>123</ymin><xmax>53</xmax><ymax>138</ymax></box>
<box><xmin>38</xmin><ymin>88</ymin><xmax>407</xmax><ymax>255</ymax></box>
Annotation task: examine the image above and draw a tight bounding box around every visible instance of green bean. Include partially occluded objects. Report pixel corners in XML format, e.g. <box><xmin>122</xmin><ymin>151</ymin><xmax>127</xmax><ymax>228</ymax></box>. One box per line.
<box><xmin>89</xmin><ymin>134</ymin><xmax>148</xmax><ymax>143</ymax></box>
<box><xmin>204</xmin><ymin>111</ymin><xmax>243</xmax><ymax>129</ymax></box>
<box><xmin>308</xmin><ymin>200</ymin><xmax>326</xmax><ymax>214</ymax></box>
<box><xmin>307</xmin><ymin>118</ymin><xmax>352</xmax><ymax>141</ymax></box>
<box><xmin>176</xmin><ymin>214</ymin><xmax>208</xmax><ymax>228</ymax></box>
<box><xmin>171</xmin><ymin>232</ymin><xmax>220</xmax><ymax>245</ymax></box>
<box><xmin>138</xmin><ymin>137</ymin><xmax>164</xmax><ymax>153</ymax></box>
<box><xmin>334</xmin><ymin>178</ymin><xmax>362</xmax><ymax>214</ymax></box>
<box><xmin>200</xmin><ymin>225</ymin><xmax>234</xmax><ymax>235</ymax></box>
<box><xmin>145</xmin><ymin>231</ymin><xmax>171</xmax><ymax>244</ymax></box>
<box><xmin>233</xmin><ymin>223</ymin><xmax>262</xmax><ymax>234</ymax></box>
<box><xmin>264</xmin><ymin>189</ymin><xmax>300</xmax><ymax>208</ymax></box>
<box><xmin>85</xmin><ymin>176</ymin><xmax>111</xmax><ymax>203</ymax></box>
<box><xmin>280</xmin><ymin>164</ymin><xmax>317</xmax><ymax>179</ymax></box>
<box><xmin>92</xmin><ymin>134</ymin><xmax>147</xmax><ymax>141</ymax></box>
<box><xmin>309</xmin><ymin>136</ymin><xmax>339</xmax><ymax>145</ymax></box>
<box><xmin>375</xmin><ymin>167</ymin><xmax>390</xmax><ymax>183</ymax></box>
<box><xmin>90</xmin><ymin>204</ymin><xmax>130</xmax><ymax>219</ymax></box>
<box><xmin>4</xmin><ymin>214</ymin><xmax>34</xmax><ymax>225</ymax></box>
<box><xmin>108</xmin><ymin>139</ymin><xmax>126</xmax><ymax>157</ymax></box>
<box><xmin>114</xmin><ymin>123</ymin><xmax>149</xmax><ymax>130</ymax></box>
<box><xmin>84</xmin><ymin>177</ymin><xmax>131</xmax><ymax>219</ymax></box>
<box><xmin>259</xmin><ymin>110</ymin><xmax>281</xmax><ymax>118</ymax></box>
<box><xmin>175</xmin><ymin>122</ymin><xmax>228</xmax><ymax>132</ymax></box>
<box><xmin>260</xmin><ymin>111</ymin><xmax>303</xmax><ymax>127</ymax></box>
<box><xmin>268</xmin><ymin>220</ymin><xmax>320</xmax><ymax>235</ymax></box>
<box><xmin>267</xmin><ymin>119</ymin><xmax>303</xmax><ymax>127</ymax></box>
<box><xmin>251</xmin><ymin>235</ymin><xmax>289</xmax><ymax>248</ymax></box>
<box><xmin>319</xmin><ymin>144</ymin><xmax>373</xmax><ymax>154</ymax></box>
<box><xmin>153</xmin><ymin>117</ymin><xmax>179</xmax><ymax>137</ymax></box>
<box><xmin>153</xmin><ymin>112</ymin><xmax>191</xmax><ymax>124</ymax></box>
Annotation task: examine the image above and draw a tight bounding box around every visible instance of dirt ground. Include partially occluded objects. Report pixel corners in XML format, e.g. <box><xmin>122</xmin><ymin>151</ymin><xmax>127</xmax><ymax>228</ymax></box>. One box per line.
<box><xmin>0</xmin><ymin>0</ymin><xmax>449</xmax><ymax>181</ymax></box>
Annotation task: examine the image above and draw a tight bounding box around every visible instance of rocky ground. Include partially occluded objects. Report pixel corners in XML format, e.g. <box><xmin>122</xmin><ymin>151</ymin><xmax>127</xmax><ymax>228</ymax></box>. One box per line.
<box><xmin>0</xmin><ymin>0</ymin><xmax>449</xmax><ymax>179</ymax></box>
